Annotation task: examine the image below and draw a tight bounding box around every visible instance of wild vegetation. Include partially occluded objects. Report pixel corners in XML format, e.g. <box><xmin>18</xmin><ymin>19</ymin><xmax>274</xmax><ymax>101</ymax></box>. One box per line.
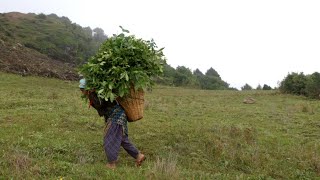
<box><xmin>158</xmin><ymin>65</ymin><xmax>232</xmax><ymax>90</ymax></box>
<box><xmin>0</xmin><ymin>12</ymin><xmax>107</xmax><ymax>80</ymax></box>
<box><xmin>0</xmin><ymin>12</ymin><xmax>106</xmax><ymax>64</ymax></box>
<box><xmin>280</xmin><ymin>72</ymin><xmax>320</xmax><ymax>99</ymax></box>
<box><xmin>1</xmin><ymin>72</ymin><xmax>319</xmax><ymax>179</ymax></box>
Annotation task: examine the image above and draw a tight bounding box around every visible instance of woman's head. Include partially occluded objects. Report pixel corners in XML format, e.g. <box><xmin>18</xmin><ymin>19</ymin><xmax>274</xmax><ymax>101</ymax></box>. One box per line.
<box><xmin>79</xmin><ymin>78</ymin><xmax>89</xmax><ymax>95</ymax></box>
<box><xmin>79</xmin><ymin>78</ymin><xmax>86</xmax><ymax>89</ymax></box>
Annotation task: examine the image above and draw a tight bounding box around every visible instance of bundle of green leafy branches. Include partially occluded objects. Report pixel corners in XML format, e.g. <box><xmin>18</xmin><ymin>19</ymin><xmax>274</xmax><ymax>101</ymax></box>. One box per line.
<box><xmin>80</xmin><ymin>27</ymin><xmax>166</xmax><ymax>101</ymax></box>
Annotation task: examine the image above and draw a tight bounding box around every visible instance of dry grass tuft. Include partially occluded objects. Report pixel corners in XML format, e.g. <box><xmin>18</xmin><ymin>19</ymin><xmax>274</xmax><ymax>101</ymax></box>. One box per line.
<box><xmin>7</xmin><ymin>150</ymin><xmax>32</xmax><ymax>172</ymax></box>
<box><xmin>311</xmin><ymin>153</ymin><xmax>320</xmax><ymax>175</ymax></box>
<box><xmin>147</xmin><ymin>154</ymin><xmax>180</xmax><ymax>180</ymax></box>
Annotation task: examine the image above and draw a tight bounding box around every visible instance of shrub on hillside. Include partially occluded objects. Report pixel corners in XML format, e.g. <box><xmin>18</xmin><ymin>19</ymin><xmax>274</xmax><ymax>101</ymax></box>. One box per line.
<box><xmin>241</xmin><ymin>83</ymin><xmax>253</xmax><ymax>91</ymax></box>
<box><xmin>279</xmin><ymin>72</ymin><xmax>307</xmax><ymax>95</ymax></box>
<box><xmin>173</xmin><ymin>66</ymin><xmax>197</xmax><ymax>87</ymax></box>
<box><xmin>305</xmin><ymin>72</ymin><xmax>320</xmax><ymax>99</ymax></box>
<box><xmin>262</xmin><ymin>84</ymin><xmax>272</xmax><ymax>90</ymax></box>
<box><xmin>279</xmin><ymin>72</ymin><xmax>320</xmax><ymax>99</ymax></box>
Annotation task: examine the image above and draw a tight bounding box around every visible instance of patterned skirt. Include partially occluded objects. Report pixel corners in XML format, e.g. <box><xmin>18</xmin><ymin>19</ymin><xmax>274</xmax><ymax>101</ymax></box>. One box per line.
<box><xmin>103</xmin><ymin>105</ymin><xmax>139</xmax><ymax>162</ymax></box>
<box><xmin>104</xmin><ymin>104</ymin><xmax>128</xmax><ymax>135</ymax></box>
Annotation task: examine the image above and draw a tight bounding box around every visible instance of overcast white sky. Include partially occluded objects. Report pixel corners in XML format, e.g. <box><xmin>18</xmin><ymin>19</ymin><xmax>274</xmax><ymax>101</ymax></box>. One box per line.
<box><xmin>1</xmin><ymin>0</ymin><xmax>320</xmax><ymax>89</ymax></box>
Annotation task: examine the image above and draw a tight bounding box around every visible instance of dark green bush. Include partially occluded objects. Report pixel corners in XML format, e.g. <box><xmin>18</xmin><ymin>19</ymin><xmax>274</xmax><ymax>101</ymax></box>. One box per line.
<box><xmin>279</xmin><ymin>72</ymin><xmax>307</xmax><ymax>95</ymax></box>
<box><xmin>241</xmin><ymin>83</ymin><xmax>253</xmax><ymax>91</ymax></box>
<box><xmin>279</xmin><ymin>72</ymin><xmax>320</xmax><ymax>99</ymax></box>
<box><xmin>305</xmin><ymin>72</ymin><xmax>320</xmax><ymax>99</ymax></box>
<box><xmin>262</xmin><ymin>84</ymin><xmax>272</xmax><ymax>90</ymax></box>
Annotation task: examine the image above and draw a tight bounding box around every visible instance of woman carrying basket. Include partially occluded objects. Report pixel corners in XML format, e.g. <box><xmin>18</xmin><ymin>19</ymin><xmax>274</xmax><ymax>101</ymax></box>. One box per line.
<box><xmin>79</xmin><ymin>78</ymin><xmax>146</xmax><ymax>170</ymax></box>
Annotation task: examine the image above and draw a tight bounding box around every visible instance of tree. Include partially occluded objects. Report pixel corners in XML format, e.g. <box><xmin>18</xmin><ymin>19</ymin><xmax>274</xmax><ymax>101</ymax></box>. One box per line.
<box><xmin>193</xmin><ymin>69</ymin><xmax>204</xmax><ymax>88</ymax></box>
<box><xmin>262</xmin><ymin>84</ymin><xmax>272</xmax><ymax>90</ymax></box>
<box><xmin>279</xmin><ymin>71</ymin><xmax>320</xmax><ymax>99</ymax></box>
<box><xmin>256</xmin><ymin>84</ymin><xmax>262</xmax><ymax>90</ymax></box>
<box><xmin>205</xmin><ymin>67</ymin><xmax>221</xmax><ymax>79</ymax></box>
<box><xmin>48</xmin><ymin>13</ymin><xmax>58</xmax><ymax>18</ymax></box>
<box><xmin>241</xmin><ymin>83</ymin><xmax>253</xmax><ymax>90</ymax></box>
<box><xmin>193</xmin><ymin>67</ymin><xmax>229</xmax><ymax>90</ymax></box>
<box><xmin>199</xmin><ymin>75</ymin><xmax>228</xmax><ymax>90</ymax></box>
<box><xmin>163</xmin><ymin>64</ymin><xmax>176</xmax><ymax>78</ymax></box>
<box><xmin>36</xmin><ymin>13</ymin><xmax>46</xmax><ymax>19</ymax></box>
<box><xmin>279</xmin><ymin>72</ymin><xmax>307</xmax><ymax>95</ymax></box>
<box><xmin>83</xmin><ymin>27</ymin><xmax>93</xmax><ymax>38</ymax></box>
<box><xmin>193</xmin><ymin>68</ymin><xmax>204</xmax><ymax>77</ymax></box>
<box><xmin>156</xmin><ymin>64</ymin><xmax>176</xmax><ymax>85</ymax></box>
<box><xmin>93</xmin><ymin>27</ymin><xmax>107</xmax><ymax>42</ymax></box>
<box><xmin>305</xmin><ymin>72</ymin><xmax>320</xmax><ymax>99</ymax></box>
<box><xmin>61</xmin><ymin>16</ymin><xmax>71</xmax><ymax>24</ymax></box>
<box><xmin>173</xmin><ymin>66</ymin><xmax>196</xmax><ymax>87</ymax></box>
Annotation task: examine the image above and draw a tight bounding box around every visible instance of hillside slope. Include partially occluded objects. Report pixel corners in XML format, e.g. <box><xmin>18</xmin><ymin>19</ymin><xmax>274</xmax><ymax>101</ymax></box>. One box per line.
<box><xmin>0</xmin><ymin>72</ymin><xmax>319</xmax><ymax>179</ymax></box>
<box><xmin>0</xmin><ymin>40</ymin><xmax>77</xmax><ymax>80</ymax></box>
<box><xmin>0</xmin><ymin>12</ymin><xmax>107</xmax><ymax>79</ymax></box>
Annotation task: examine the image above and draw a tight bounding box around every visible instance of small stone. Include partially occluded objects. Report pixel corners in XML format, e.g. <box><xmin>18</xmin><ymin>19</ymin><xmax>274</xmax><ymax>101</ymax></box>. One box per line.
<box><xmin>243</xmin><ymin>97</ymin><xmax>256</xmax><ymax>104</ymax></box>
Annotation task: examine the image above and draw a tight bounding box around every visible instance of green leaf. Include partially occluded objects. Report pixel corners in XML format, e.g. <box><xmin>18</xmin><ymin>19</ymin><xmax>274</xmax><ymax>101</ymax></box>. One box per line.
<box><xmin>97</xmin><ymin>89</ymin><xmax>104</xmax><ymax>94</ymax></box>
<box><xmin>101</xmin><ymin>81</ymin><xmax>107</xmax><ymax>87</ymax></box>
<box><xmin>119</xmin><ymin>26</ymin><xmax>130</xmax><ymax>33</ymax></box>
<box><xmin>108</xmin><ymin>82</ymin><xmax>114</xmax><ymax>90</ymax></box>
<box><xmin>119</xmin><ymin>90</ymin><xmax>124</xmax><ymax>97</ymax></box>
<box><xmin>120</xmin><ymin>72</ymin><xmax>126</xmax><ymax>79</ymax></box>
<box><xmin>109</xmin><ymin>93</ymin><xmax>115</xmax><ymax>102</ymax></box>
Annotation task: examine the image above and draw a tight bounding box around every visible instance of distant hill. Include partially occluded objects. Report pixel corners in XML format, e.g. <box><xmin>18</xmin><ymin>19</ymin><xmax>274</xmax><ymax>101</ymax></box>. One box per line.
<box><xmin>0</xmin><ymin>12</ymin><xmax>231</xmax><ymax>89</ymax></box>
<box><xmin>0</xmin><ymin>12</ymin><xmax>107</xmax><ymax>79</ymax></box>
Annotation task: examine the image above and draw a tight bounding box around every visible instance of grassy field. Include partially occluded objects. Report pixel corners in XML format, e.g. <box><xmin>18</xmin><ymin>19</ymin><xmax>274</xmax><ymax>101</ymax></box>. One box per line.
<box><xmin>0</xmin><ymin>72</ymin><xmax>319</xmax><ymax>179</ymax></box>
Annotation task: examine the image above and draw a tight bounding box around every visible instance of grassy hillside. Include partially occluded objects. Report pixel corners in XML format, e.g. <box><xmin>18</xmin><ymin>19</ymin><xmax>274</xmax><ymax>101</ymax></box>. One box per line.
<box><xmin>0</xmin><ymin>12</ymin><xmax>109</xmax><ymax>80</ymax></box>
<box><xmin>0</xmin><ymin>72</ymin><xmax>319</xmax><ymax>179</ymax></box>
<box><xmin>0</xmin><ymin>12</ymin><xmax>105</xmax><ymax>64</ymax></box>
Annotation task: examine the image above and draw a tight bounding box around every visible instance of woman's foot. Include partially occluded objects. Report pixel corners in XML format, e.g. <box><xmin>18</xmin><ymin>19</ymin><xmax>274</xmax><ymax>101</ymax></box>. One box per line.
<box><xmin>106</xmin><ymin>162</ymin><xmax>116</xmax><ymax>170</ymax></box>
<box><xmin>136</xmin><ymin>153</ymin><xmax>146</xmax><ymax>167</ymax></box>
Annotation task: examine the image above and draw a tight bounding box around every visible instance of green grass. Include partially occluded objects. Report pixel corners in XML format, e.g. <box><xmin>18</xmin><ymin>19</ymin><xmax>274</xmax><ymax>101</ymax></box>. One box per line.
<box><xmin>0</xmin><ymin>72</ymin><xmax>320</xmax><ymax>179</ymax></box>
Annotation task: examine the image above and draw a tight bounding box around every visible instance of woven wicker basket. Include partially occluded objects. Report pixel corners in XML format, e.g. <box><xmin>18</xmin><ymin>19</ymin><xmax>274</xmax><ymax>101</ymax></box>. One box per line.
<box><xmin>117</xmin><ymin>87</ymin><xmax>144</xmax><ymax>122</ymax></box>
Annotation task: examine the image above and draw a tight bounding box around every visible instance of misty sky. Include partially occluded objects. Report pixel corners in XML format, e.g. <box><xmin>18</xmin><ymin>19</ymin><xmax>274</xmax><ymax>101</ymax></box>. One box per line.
<box><xmin>1</xmin><ymin>0</ymin><xmax>320</xmax><ymax>89</ymax></box>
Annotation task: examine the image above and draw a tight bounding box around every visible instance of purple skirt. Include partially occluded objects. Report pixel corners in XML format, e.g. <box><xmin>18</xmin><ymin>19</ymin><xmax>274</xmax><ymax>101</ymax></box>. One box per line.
<box><xmin>103</xmin><ymin>122</ymin><xmax>139</xmax><ymax>162</ymax></box>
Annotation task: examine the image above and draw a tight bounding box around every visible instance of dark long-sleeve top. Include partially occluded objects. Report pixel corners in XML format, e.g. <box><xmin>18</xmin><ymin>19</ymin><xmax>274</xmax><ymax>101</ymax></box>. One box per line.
<box><xmin>88</xmin><ymin>92</ymin><xmax>117</xmax><ymax>117</ymax></box>
<box><xmin>88</xmin><ymin>92</ymin><xmax>128</xmax><ymax>135</ymax></box>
